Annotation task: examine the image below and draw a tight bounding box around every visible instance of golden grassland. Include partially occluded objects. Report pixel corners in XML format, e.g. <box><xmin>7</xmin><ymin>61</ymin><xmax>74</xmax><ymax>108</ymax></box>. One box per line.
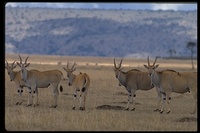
<box><xmin>5</xmin><ymin>54</ymin><xmax>197</xmax><ymax>131</ymax></box>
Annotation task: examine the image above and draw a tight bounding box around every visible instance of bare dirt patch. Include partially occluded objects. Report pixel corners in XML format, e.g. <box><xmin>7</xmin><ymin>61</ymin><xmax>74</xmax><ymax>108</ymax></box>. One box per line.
<box><xmin>175</xmin><ymin>117</ymin><xmax>197</xmax><ymax>122</ymax></box>
<box><xmin>96</xmin><ymin>105</ymin><xmax>125</xmax><ymax>110</ymax></box>
<box><xmin>114</xmin><ymin>91</ymin><xmax>127</xmax><ymax>96</ymax></box>
<box><xmin>113</xmin><ymin>101</ymin><xmax>141</xmax><ymax>105</ymax></box>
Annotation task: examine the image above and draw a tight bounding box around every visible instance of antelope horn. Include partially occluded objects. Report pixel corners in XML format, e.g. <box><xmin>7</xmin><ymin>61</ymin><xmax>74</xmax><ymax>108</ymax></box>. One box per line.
<box><xmin>18</xmin><ymin>54</ymin><xmax>22</xmax><ymax>64</ymax></box>
<box><xmin>114</xmin><ymin>58</ymin><xmax>117</xmax><ymax>68</ymax></box>
<box><xmin>153</xmin><ymin>56</ymin><xmax>158</xmax><ymax>66</ymax></box>
<box><xmin>67</xmin><ymin>61</ymin><xmax>70</xmax><ymax>69</ymax></box>
<box><xmin>71</xmin><ymin>62</ymin><xmax>76</xmax><ymax>70</ymax></box>
<box><xmin>119</xmin><ymin>58</ymin><xmax>123</xmax><ymax>68</ymax></box>
<box><xmin>147</xmin><ymin>56</ymin><xmax>150</xmax><ymax>66</ymax></box>
<box><xmin>25</xmin><ymin>56</ymin><xmax>29</xmax><ymax>64</ymax></box>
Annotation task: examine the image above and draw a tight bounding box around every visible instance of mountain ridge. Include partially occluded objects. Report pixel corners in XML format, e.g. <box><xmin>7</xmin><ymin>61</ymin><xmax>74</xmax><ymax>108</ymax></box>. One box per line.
<box><xmin>5</xmin><ymin>7</ymin><xmax>197</xmax><ymax>58</ymax></box>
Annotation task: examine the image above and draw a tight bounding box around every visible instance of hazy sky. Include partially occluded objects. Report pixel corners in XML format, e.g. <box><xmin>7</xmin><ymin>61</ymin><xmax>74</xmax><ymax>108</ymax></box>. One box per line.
<box><xmin>5</xmin><ymin>2</ymin><xmax>197</xmax><ymax>11</ymax></box>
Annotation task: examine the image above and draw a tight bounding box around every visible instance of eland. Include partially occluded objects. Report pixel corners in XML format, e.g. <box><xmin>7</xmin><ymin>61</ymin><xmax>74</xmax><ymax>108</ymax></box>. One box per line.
<box><xmin>5</xmin><ymin>60</ymin><xmax>31</xmax><ymax>105</ymax></box>
<box><xmin>113</xmin><ymin>58</ymin><xmax>167</xmax><ymax>111</ymax></box>
<box><xmin>63</xmin><ymin>61</ymin><xmax>90</xmax><ymax>110</ymax></box>
<box><xmin>17</xmin><ymin>55</ymin><xmax>64</xmax><ymax>108</ymax></box>
<box><xmin>144</xmin><ymin>56</ymin><xmax>197</xmax><ymax>114</ymax></box>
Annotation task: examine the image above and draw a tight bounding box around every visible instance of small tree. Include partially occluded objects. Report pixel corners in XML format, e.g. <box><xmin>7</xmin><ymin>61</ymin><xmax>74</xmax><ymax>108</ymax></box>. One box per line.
<box><xmin>186</xmin><ymin>41</ymin><xmax>196</xmax><ymax>69</ymax></box>
<box><xmin>168</xmin><ymin>49</ymin><xmax>176</xmax><ymax>58</ymax></box>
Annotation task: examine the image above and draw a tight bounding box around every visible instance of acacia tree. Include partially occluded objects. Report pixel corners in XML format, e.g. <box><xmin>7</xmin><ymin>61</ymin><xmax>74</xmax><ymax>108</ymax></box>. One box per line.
<box><xmin>186</xmin><ymin>41</ymin><xmax>196</xmax><ymax>69</ymax></box>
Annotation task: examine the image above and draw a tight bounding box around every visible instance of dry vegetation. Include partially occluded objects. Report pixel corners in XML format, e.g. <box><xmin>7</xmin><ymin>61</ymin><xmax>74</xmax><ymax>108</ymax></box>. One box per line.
<box><xmin>5</xmin><ymin>54</ymin><xmax>197</xmax><ymax>131</ymax></box>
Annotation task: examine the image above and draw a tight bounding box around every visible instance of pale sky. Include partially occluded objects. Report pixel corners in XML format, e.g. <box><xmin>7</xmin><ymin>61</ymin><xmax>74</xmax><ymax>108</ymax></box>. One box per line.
<box><xmin>5</xmin><ymin>2</ymin><xmax>197</xmax><ymax>11</ymax></box>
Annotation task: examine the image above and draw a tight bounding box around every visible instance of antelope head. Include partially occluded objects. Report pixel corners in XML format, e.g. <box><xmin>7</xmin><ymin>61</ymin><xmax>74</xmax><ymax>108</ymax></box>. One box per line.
<box><xmin>5</xmin><ymin>60</ymin><xmax>17</xmax><ymax>81</ymax></box>
<box><xmin>143</xmin><ymin>56</ymin><xmax>159</xmax><ymax>77</ymax></box>
<box><xmin>113</xmin><ymin>58</ymin><xmax>124</xmax><ymax>79</ymax></box>
<box><xmin>17</xmin><ymin>54</ymin><xmax>30</xmax><ymax>81</ymax></box>
<box><xmin>63</xmin><ymin>61</ymin><xmax>76</xmax><ymax>86</ymax></box>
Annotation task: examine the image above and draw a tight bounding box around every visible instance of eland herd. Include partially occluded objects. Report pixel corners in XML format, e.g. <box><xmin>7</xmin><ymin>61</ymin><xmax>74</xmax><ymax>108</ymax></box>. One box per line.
<box><xmin>5</xmin><ymin>55</ymin><xmax>197</xmax><ymax>114</ymax></box>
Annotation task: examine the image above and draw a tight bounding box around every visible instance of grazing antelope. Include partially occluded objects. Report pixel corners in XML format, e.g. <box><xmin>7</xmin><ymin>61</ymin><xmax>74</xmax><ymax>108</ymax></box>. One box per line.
<box><xmin>144</xmin><ymin>56</ymin><xmax>197</xmax><ymax>114</ymax></box>
<box><xmin>17</xmin><ymin>55</ymin><xmax>64</xmax><ymax>108</ymax></box>
<box><xmin>5</xmin><ymin>60</ymin><xmax>31</xmax><ymax>105</ymax></box>
<box><xmin>63</xmin><ymin>61</ymin><xmax>90</xmax><ymax>110</ymax></box>
<box><xmin>113</xmin><ymin>58</ymin><xmax>166</xmax><ymax>111</ymax></box>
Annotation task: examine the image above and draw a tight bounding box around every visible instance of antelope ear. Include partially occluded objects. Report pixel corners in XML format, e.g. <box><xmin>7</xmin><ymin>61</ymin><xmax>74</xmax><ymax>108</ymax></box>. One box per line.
<box><xmin>112</xmin><ymin>67</ymin><xmax>115</xmax><ymax>70</ymax></box>
<box><xmin>119</xmin><ymin>67</ymin><xmax>124</xmax><ymax>71</ymax></box>
<box><xmin>25</xmin><ymin>63</ymin><xmax>30</xmax><ymax>67</ymax></box>
<box><xmin>153</xmin><ymin>64</ymin><xmax>159</xmax><ymax>69</ymax></box>
<box><xmin>12</xmin><ymin>64</ymin><xmax>17</xmax><ymax>69</ymax></box>
<box><xmin>17</xmin><ymin>62</ymin><xmax>21</xmax><ymax>67</ymax></box>
<box><xmin>5</xmin><ymin>60</ymin><xmax>9</xmax><ymax>69</ymax></box>
<box><xmin>63</xmin><ymin>67</ymin><xmax>67</xmax><ymax>71</ymax></box>
<box><xmin>72</xmin><ymin>68</ymin><xmax>76</xmax><ymax>72</ymax></box>
<box><xmin>143</xmin><ymin>65</ymin><xmax>149</xmax><ymax>69</ymax></box>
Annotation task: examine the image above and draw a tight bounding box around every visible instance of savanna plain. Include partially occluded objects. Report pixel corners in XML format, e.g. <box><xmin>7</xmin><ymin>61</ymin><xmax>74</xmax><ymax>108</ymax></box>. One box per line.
<box><xmin>5</xmin><ymin>54</ymin><xmax>197</xmax><ymax>131</ymax></box>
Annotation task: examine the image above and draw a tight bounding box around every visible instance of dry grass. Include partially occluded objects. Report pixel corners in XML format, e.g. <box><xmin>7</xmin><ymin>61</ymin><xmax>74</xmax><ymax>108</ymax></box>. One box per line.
<box><xmin>5</xmin><ymin>54</ymin><xmax>197</xmax><ymax>131</ymax></box>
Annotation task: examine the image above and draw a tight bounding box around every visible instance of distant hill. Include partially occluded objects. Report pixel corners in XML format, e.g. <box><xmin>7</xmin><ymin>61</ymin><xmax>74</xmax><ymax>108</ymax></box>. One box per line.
<box><xmin>5</xmin><ymin>7</ymin><xmax>197</xmax><ymax>58</ymax></box>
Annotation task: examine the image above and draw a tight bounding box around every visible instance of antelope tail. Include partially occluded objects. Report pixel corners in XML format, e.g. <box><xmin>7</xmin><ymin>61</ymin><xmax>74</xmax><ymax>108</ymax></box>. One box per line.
<box><xmin>60</xmin><ymin>85</ymin><xmax>63</xmax><ymax>92</ymax></box>
<box><xmin>82</xmin><ymin>74</ymin><xmax>88</xmax><ymax>92</ymax></box>
<box><xmin>59</xmin><ymin>73</ymin><xmax>65</xmax><ymax>92</ymax></box>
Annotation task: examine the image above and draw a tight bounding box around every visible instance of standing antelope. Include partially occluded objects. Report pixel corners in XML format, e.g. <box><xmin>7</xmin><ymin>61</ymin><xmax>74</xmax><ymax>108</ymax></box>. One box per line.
<box><xmin>144</xmin><ymin>56</ymin><xmax>197</xmax><ymax>114</ymax></box>
<box><xmin>113</xmin><ymin>58</ymin><xmax>165</xmax><ymax>111</ymax></box>
<box><xmin>5</xmin><ymin>60</ymin><xmax>31</xmax><ymax>105</ymax></box>
<box><xmin>17</xmin><ymin>55</ymin><xmax>64</xmax><ymax>108</ymax></box>
<box><xmin>63</xmin><ymin>61</ymin><xmax>90</xmax><ymax>110</ymax></box>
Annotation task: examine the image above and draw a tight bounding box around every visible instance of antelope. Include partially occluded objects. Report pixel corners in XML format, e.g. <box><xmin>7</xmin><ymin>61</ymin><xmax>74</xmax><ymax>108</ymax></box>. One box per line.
<box><xmin>17</xmin><ymin>55</ymin><xmax>64</xmax><ymax>108</ymax></box>
<box><xmin>5</xmin><ymin>60</ymin><xmax>31</xmax><ymax>105</ymax></box>
<box><xmin>113</xmin><ymin>58</ymin><xmax>166</xmax><ymax>111</ymax></box>
<box><xmin>63</xmin><ymin>61</ymin><xmax>90</xmax><ymax>110</ymax></box>
<box><xmin>144</xmin><ymin>56</ymin><xmax>197</xmax><ymax>114</ymax></box>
